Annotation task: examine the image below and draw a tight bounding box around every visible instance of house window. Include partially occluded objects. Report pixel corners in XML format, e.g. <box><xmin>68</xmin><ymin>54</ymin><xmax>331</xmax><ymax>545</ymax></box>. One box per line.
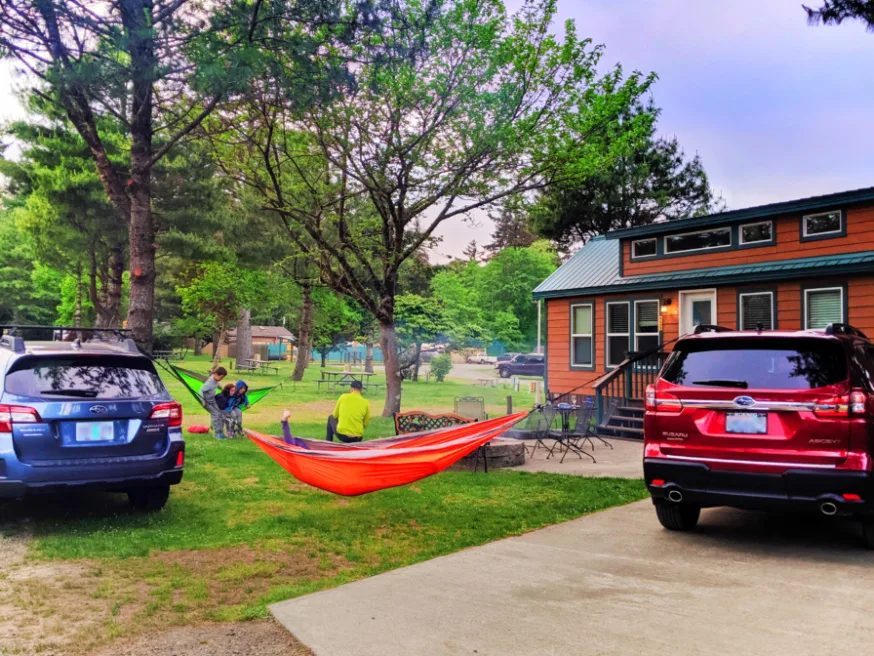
<box><xmin>740</xmin><ymin>221</ymin><xmax>773</xmax><ymax>245</ymax></box>
<box><xmin>802</xmin><ymin>210</ymin><xmax>842</xmax><ymax>238</ymax></box>
<box><xmin>606</xmin><ymin>302</ymin><xmax>630</xmax><ymax>367</ymax></box>
<box><xmin>571</xmin><ymin>303</ymin><xmax>593</xmax><ymax>367</ymax></box>
<box><xmin>631</xmin><ymin>239</ymin><xmax>657</xmax><ymax>258</ymax></box>
<box><xmin>739</xmin><ymin>292</ymin><xmax>774</xmax><ymax>330</ymax></box>
<box><xmin>634</xmin><ymin>300</ymin><xmax>660</xmax><ymax>352</ymax></box>
<box><xmin>664</xmin><ymin>227</ymin><xmax>731</xmax><ymax>254</ymax></box>
<box><xmin>804</xmin><ymin>287</ymin><xmax>844</xmax><ymax>329</ymax></box>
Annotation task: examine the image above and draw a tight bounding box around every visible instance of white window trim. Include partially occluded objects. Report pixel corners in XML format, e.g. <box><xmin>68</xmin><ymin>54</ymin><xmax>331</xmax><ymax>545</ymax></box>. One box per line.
<box><xmin>739</xmin><ymin>220</ymin><xmax>773</xmax><ymax>245</ymax></box>
<box><xmin>633</xmin><ymin>300</ymin><xmax>661</xmax><ymax>351</ymax></box>
<box><xmin>739</xmin><ymin>291</ymin><xmax>775</xmax><ymax>331</ymax></box>
<box><xmin>804</xmin><ymin>286</ymin><xmax>844</xmax><ymax>330</ymax></box>
<box><xmin>802</xmin><ymin>210</ymin><xmax>843</xmax><ymax>238</ymax></box>
<box><xmin>570</xmin><ymin>302</ymin><xmax>593</xmax><ymax>367</ymax></box>
<box><xmin>664</xmin><ymin>226</ymin><xmax>732</xmax><ymax>255</ymax></box>
<box><xmin>606</xmin><ymin>301</ymin><xmax>630</xmax><ymax>367</ymax></box>
<box><xmin>631</xmin><ymin>238</ymin><xmax>658</xmax><ymax>259</ymax></box>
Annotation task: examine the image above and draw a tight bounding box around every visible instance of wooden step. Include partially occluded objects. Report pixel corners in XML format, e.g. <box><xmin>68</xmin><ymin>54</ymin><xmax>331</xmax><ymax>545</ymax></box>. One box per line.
<box><xmin>597</xmin><ymin>424</ymin><xmax>643</xmax><ymax>437</ymax></box>
<box><xmin>614</xmin><ymin>406</ymin><xmax>645</xmax><ymax>416</ymax></box>
<box><xmin>607</xmin><ymin>416</ymin><xmax>643</xmax><ymax>426</ymax></box>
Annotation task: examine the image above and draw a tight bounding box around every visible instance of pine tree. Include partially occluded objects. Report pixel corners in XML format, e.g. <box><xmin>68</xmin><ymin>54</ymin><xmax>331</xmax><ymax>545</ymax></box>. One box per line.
<box><xmin>463</xmin><ymin>241</ymin><xmax>480</xmax><ymax>262</ymax></box>
<box><xmin>484</xmin><ymin>206</ymin><xmax>537</xmax><ymax>256</ymax></box>
<box><xmin>804</xmin><ymin>1</ymin><xmax>874</xmax><ymax>29</ymax></box>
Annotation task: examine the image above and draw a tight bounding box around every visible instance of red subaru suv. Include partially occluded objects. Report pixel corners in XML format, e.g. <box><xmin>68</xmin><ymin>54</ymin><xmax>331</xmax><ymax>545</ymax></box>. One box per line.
<box><xmin>644</xmin><ymin>323</ymin><xmax>874</xmax><ymax>548</ymax></box>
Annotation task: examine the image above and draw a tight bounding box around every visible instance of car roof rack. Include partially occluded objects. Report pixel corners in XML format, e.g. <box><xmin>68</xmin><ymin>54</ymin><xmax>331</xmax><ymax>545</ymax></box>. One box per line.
<box><xmin>0</xmin><ymin>325</ymin><xmax>141</xmax><ymax>354</ymax></box>
<box><xmin>824</xmin><ymin>323</ymin><xmax>868</xmax><ymax>339</ymax></box>
<box><xmin>692</xmin><ymin>324</ymin><xmax>733</xmax><ymax>335</ymax></box>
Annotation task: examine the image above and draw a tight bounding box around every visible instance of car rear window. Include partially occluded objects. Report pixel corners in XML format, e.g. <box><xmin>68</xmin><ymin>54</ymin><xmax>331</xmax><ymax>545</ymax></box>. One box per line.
<box><xmin>661</xmin><ymin>338</ymin><xmax>848</xmax><ymax>390</ymax></box>
<box><xmin>5</xmin><ymin>356</ymin><xmax>166</xmax><ymax>399</ymax></box>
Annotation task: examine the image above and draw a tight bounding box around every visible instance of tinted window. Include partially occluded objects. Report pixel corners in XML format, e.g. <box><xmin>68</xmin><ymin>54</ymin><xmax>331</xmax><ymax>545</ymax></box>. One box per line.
<box><xmin>632</xmin><ymin>239</ymin><xmax>657</xmax><ymax>257</ymax></box>
<box><xmin>740</xmin><ymin>222</ymin><xmax>772</xmax><ymax>244</ymax></box>
<box><xmin>5</xmin><ymin>356</ymin><xmax>166</xmax><ymax>399</ymax></box>
<box><xmin>528</xmin><ymin>356</ymin><xmax>544</xmax><ymax>364</ymax></box>
<box><xmin>661</xmin><ymin>339</ymin><xmax>848</xmax><ymax>390</ymax></box>
<box><xmin>664</xmin><ymin>228</ymin><xmax>731</xmax><ymax>254</ymax></box>
<box><xmin>804</xmin><ymin>211</ymin><xmax>841</xmax><ymax>236</ymax></box>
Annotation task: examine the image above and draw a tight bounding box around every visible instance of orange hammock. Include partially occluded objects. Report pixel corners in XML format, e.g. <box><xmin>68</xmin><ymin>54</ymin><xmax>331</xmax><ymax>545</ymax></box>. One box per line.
<box><xmin>245</xmin><ymin>412</ymin><xmax>527</xmax><ymax>496</ymax></box>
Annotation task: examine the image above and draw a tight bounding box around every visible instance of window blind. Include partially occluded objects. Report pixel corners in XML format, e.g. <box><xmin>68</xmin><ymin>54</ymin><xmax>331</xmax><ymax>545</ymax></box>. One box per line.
<box><xmin>806</xmin><ymin>290</ymin><xmax>842</xmax><ymax>329</ymax></box>
<box><xmin>741</xmin><ymin>294</ymin><xmax>773</xmax><ymax>330</ymax></box>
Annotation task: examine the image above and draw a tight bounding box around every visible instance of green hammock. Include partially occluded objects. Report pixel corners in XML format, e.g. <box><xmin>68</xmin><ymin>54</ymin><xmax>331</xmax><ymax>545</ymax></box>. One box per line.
<box><xmin>161</xmin><ymin>363</ymin><xmax>288</xmax><ymax>410</ymax></box>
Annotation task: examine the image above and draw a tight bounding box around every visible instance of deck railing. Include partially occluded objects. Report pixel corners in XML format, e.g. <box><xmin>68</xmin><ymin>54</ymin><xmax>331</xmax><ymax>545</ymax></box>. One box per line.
<box><xmin>594</xmin><ymin>347</ymin><xmax>668</xmax><ymax>425</ymax></box>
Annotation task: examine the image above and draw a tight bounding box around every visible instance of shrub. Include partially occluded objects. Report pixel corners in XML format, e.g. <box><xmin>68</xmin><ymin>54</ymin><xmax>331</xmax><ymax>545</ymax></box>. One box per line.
<box><xmin>430</xmin><ymin>354</ymin><xmax>453</xmax><ymax>382</ymax></box>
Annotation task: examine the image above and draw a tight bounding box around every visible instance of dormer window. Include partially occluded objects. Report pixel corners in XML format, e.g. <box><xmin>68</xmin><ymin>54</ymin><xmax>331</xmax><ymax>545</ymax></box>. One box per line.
<box><xmin>664</xmin><ymin>226</ymin><xmax>731</xmax><ymax>255</ymax></box>
<box><xmin>631</xmin><ymin>239</ymin><xmax>657</xmax><ymax>259</ymax></box>
<box><xmin>739</xmin><ymin>221</ymin><xmax>773</xmax><ymax>245</ymax></box>
<box><xmin>802</xmin><ymin>210</ymin><xmax>843</xmax><ymax>240</ymax></box>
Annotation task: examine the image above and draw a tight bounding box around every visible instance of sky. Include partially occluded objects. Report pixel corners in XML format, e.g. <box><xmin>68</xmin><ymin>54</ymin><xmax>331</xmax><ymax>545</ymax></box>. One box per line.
<box><xmin>2</xmin><ymin>1</ymin><xmax>873</xmax><ymax>261</ymax></box>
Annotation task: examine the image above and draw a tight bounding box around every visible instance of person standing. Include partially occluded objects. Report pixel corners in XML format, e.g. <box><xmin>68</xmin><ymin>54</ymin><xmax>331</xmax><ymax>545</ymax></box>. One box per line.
<box><xmin>199</xmin><ymin>366</ymin><xmax>228</xmax><ymax>440</ymax></box>
<box><xmin>326</xmin><ymin>380</ymin><xmax>370</xmax><ymax>443</ymax></box>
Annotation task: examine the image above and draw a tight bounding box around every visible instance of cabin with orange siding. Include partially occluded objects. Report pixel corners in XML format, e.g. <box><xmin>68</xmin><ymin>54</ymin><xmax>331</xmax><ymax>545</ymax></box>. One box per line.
<box><xmin>534</xmin><ymin>187</ymin><xmax>874</xmax><ymax>437</ymax></box>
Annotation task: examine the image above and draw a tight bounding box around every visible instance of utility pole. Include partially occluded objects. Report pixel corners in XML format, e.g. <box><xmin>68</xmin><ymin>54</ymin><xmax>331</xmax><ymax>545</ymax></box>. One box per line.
<box><xmin>536</xmin><ymin>299</ymin><xmax>542</xmax><ymax>354</ymax></box>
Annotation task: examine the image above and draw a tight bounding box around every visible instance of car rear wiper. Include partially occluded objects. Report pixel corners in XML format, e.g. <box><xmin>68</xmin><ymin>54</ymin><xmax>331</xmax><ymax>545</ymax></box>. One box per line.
<box><xmin>691</xmin><ymin>379</ymin><xmax>748</xmax><ymax>389</ymax></box>
<box><xmin>40</xmin><ymin>389</ymin><xmax>100</xmax><ymax>398</ymax></box>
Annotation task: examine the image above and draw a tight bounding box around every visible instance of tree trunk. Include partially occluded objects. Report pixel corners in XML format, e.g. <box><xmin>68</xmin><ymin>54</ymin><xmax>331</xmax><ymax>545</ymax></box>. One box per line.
<box><xmin>412</xmin><ymin>342</ymin><xmax>422</xmax><ymax>382</ymax></box>
<box><xmin>379</xmin><ymin>321</ymin><xmax>402</xmax><ymax>417</ymax></box>
<box><xmin>193</xmin><ymin>339</ymin><xmax>202</xmax><ymax>356</ymax></box>
<box><xmin>212</xmin><ymin>324</ymin><xmax>225</xmax><ymax>369</ymax></box>
<box><xmin>364</xmin><ymin>341</ymin><xmax>374</xmax><ymax>374</ymax></box>
<box><xmin>212</xmin><ymin>331</ymin><xmax>220</xmax><ymax>359</ymax></box>
<box><xmin>94</xmin><ymin>244</ymin><xmax>125</xmax><ymax>329</ymax></box>
<box><xmin>74</xmin><ymin>265</ymin><xmax>83</xmax><ymax>328</ymax></box>
<box><xmin>237</xmin><ymin>307</ymin><xmax>253</xmax><ymax>364</ymax></box>
<box><xmin>321</xmin><ymin>350</ymin><xmax>327</xmax><ymax>368</ymax></box>
<box><xmin>292</xmin><ymin>284</ymin><xmax>313</xmax><ymax>382</ymax></box>
<box><xmin>123</xmin><ymin>0</ymin><xmax>157</xmax><ymax>352</ymax></box>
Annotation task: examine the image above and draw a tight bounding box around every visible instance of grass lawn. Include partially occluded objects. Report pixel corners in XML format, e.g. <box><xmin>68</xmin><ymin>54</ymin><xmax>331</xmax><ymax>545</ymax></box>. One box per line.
<box><xmin>0</xmin><ymin>355</ymin><xmax>647</xmax><ymax>655</ymax></box>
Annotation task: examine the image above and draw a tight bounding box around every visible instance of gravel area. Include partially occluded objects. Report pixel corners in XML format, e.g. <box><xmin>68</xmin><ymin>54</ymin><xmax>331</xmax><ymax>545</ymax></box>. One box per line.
<box><xmin>89</xmin><ymin>620</ymin><xmax>312</xmax><ymax>656</ymax></box>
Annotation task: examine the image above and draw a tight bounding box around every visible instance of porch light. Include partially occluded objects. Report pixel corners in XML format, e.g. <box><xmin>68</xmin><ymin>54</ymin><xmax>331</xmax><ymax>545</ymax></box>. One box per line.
<box><xmin>660</xmin><ymin>298</ymin><xmax>672</xmax><ymax>314</ymax></box>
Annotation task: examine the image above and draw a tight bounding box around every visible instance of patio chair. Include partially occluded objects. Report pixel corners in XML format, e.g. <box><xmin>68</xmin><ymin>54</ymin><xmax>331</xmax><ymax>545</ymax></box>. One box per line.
<box><xmin>523</xmin><ymin>405</ymin><xmax>558</xmax><ymax>458</ymax></box>
<box><xmin>454</xmin><ymin>396</ymin><xmax>488</xmax><ymax>421</ymax></box>
<box><xmin>569</xmin><ymin>403</ymin><xmax>613</xmax><ymax>450</ymax></box>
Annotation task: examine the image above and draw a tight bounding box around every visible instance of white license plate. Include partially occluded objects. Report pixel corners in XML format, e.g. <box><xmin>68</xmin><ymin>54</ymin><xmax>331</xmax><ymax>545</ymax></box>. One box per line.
<box><xmin>725</xmin><ymin>412</ymin><xmax>767</xmax><ymax>434</ymax></box>
<box><xmin>75</xmin><ymin>421</ymin><xmax>115</xmax><ymax>442</ymax></box>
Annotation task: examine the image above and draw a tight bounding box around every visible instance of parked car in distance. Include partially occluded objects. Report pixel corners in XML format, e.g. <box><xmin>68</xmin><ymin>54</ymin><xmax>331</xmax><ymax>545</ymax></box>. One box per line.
<box><xmin>496</xmin><ymin>353</ymin><xmax>545</xmax><ymax>378</ymax></box>
<box><xmin>466</xmin><ymin>353</ymin><xmax>497</xmax><ymax>364</ymax></box>
<box><xmin>0</xmin><ymin>333</ymin><xmax>185</xmax><ymax>511</ymax></box>
<box><xmin>643</xmin><ymin>323</ymin><xmax>874</xmax><ymax>548</ymax></box>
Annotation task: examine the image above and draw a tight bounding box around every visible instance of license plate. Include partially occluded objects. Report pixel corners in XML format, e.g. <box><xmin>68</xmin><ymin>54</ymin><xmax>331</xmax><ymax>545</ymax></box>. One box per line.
<box><xmin>725</xmin><ymin>412</ymin><xmax>767</xmax><ymax>434</ymax></box>
<box><xmin>75</xmin><ymin>421</ymin><xmax>115</xmax><ymax>442</ymax></box>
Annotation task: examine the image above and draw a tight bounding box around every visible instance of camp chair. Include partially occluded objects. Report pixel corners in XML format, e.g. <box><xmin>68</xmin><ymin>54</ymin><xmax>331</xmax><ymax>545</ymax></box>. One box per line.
<box><xmin>454</xmin><ymin>396</ymin><xmax>487</xmax><ymax>421</ymax></box>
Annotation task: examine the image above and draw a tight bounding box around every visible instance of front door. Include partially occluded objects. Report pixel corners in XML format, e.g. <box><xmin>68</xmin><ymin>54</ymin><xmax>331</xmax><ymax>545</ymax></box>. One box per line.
<box><xmin>679</xmin><ymin>289</ymin><xmax>717</xmax><ymax>335</ymax></box>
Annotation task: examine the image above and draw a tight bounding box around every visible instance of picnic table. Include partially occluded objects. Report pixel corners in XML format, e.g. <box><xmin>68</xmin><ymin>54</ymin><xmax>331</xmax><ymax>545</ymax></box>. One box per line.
<box><xmin>317</xmin><ymin>370</ymin><xmax>379</xmax><ymax>393</ymax></box>
<box><xmin>239</xmin><ymin>358</ymin><xmax>280</xmax><ymax>375</ymax></box>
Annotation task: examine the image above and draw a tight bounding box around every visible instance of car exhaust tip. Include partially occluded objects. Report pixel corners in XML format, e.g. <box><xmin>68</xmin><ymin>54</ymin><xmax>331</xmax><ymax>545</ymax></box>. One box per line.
<box><xmin>667</xmin><ymin>490</ymin><xmax>684</xmax><ymax>503</ymax></box>
<box><xmin>820</xmin><ymin>501</ymin><xmax>838</xmax><ymax>516</ymax></box>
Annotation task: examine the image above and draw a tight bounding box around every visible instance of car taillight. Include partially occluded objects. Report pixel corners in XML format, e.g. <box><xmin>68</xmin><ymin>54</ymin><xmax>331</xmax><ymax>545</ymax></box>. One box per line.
<box><xmin>0</xmin><ymin>404</ymin><xmax>42</xmax><ymax>432</ymax></box>
<box><xmin>644</xmin><ymin>385</ymin><xmax>683</xmax><ymax>413</ymax></box>
<box><xmin>175</xmin><ymin>450</ymin><xmax>185</xmax><ymax>467</ymax></box>
<box><xmin>814</xmin><ymin>390</ymin><xmax>867</xmax><ymax>418</ymax></box>
<box><xmin>149</xmin><ymin>402</ymin><xmax>182</xmax><ymax>427</ymax></box>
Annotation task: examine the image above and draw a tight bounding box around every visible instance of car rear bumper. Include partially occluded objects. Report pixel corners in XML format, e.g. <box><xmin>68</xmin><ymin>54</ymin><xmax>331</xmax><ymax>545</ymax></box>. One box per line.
<box><xmin>644</xmin><ymin>458</ymin><xmax>874</xmax><ymax>516</ymax></box>
<box><xmin>0</xmin><ymin>468</ymin><xmax>183</xmax><ymax>498</ymax></box>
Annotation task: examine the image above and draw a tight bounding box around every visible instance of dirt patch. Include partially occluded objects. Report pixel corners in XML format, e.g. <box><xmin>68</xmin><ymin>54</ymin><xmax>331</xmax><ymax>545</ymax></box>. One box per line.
<box><xmin>89</xmin><ymin>620</ymin><xmax>313</xmax><ymax>656</ymax></box>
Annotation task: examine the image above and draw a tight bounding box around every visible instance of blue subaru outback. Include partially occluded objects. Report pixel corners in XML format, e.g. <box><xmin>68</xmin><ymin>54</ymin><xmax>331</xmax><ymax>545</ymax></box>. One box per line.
<box><xmin>0</xmin><ymin>330</ymin><xmax>184</xmax><ymax>511</ymax></box>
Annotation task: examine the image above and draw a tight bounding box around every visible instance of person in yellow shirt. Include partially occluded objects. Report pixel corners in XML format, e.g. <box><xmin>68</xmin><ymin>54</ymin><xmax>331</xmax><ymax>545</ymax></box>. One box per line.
<box><xmin>326</xmin><ymin>380</ymin><xmax>371</xmax><ymax>442</ymax></box>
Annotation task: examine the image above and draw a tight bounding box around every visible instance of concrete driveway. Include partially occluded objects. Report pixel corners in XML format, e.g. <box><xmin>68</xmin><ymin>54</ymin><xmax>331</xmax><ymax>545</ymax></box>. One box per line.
<box><xmin>271</xmin><ymin>501</ymin><xmax>874</xmax><ymax>656</ymax></box>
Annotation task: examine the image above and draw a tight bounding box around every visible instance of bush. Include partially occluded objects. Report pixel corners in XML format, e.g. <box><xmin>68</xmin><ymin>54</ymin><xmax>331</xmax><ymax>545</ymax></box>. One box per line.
<box><xmin>430</xmin><ymin>354</ymin><xmax>453</xmax><ymax>382</ymax></box>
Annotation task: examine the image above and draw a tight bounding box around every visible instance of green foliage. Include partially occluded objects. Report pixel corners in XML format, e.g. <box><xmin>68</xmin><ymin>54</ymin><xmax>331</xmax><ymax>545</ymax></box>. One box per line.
<box><xmin>176</xmin><ymin>261</ymin><xmax>268</xmax><ymax>338</ymax></box>
<box><xmin>394</xmin><ymin>294</ymin><xmax>450</xmax><ymax>347</ymax></box>
<box><xmin>430</xmin><ymin>354</ymin><xmax>453</xmax><ymax>382</ymax></box>
<box><xmin>311</xmin><ymin>289</ymin><xmax>361</xmax><ymax>357</ymax></box>
<box><xmin>431</xmin><ymin>244</ymin><xmax>557</xmax><ymax>349</ymax></box>
<box><xmin>530</xmin><ymin>100</ymin><xmax>722</xmax><ymax>248</ymax></box>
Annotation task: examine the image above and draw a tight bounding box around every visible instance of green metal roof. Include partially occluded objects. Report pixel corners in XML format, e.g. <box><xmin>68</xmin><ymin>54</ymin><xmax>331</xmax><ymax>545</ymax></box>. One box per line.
<box><xmin>533</xmin><ymin>242</ymin><xmax>874</xmax><ymax>299</ymax></box>
<box><xmin>605</xmin><ymin>186</ymin><xmax>874</xmax><ymax>240</ymax></box>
